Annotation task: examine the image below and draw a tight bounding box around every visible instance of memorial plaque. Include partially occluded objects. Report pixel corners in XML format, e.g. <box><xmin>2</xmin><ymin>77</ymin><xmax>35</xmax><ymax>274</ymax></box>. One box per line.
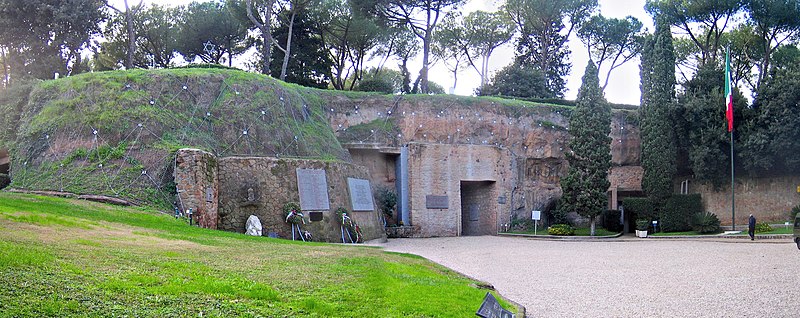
<box><xmin>476</xmin><ymin>292</ymin><xmax>515</xmax><ymax>318</ymax></box>
<box><xmin>296</xmin><ymin>168</ymin><xmax>330</xmax><ymax>211</ymax></box>
<box><xmin>347</xmin><ymin>178</ymin><xmax>375</xmax><ymax>211</ymax></box>
<box><xmin>309</xmin><ymin>211</ymin><xmax>323</xmax><ymax>222</ymax></box>
<box><xmin>469</xmin><ymin>204</ymin><xmax>479</xmax><ymax>221</ymax></box>
<box><xmin>426</xmin><ymin>195</ymin><xmax>449</xmax><ymax>209</ymax></box>
<box><xmin>497</xmin><ymin>196</ymin><xmax>506</xmax><ymax>204</ymax></box>
<box><xmin>205</xmin><ymin>187</ymin><xmax>214</xmax><ymax>202</ymax></box>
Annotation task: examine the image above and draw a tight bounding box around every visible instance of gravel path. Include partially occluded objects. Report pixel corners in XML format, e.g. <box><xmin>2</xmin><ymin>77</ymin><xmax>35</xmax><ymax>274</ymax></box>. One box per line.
<box><xmin>379</xmin><ymin>236</ymin><xmax>800</xmax><ymax>317</ymax></box>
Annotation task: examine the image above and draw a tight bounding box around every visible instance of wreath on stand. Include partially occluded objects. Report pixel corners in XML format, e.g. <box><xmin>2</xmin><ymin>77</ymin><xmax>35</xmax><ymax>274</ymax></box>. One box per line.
<box><xmin>283</xmin><ymin>202</ymin><xmax>311</xmax><ymax>241</ymax></box>
<box><xmin>335</xmin><ymin>207</ymin><xmax>363</xmax><ymax>243</ymax></box>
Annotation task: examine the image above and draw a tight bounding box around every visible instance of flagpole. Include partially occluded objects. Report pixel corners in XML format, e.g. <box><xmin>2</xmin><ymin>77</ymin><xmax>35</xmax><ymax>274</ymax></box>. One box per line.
<box><xmin>726</xmin><ymin>46</ymin><xmax>735</xmax><ymax>231</ymax></box>
<box><xmin>730</xmin><ymin>126</ymin><xmax>735</xmax><ymax>231</ymax></box>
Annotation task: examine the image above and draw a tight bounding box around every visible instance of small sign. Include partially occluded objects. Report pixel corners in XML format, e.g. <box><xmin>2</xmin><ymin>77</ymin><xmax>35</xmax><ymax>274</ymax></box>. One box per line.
<box><xmin>205</xmin><ymin>188</ymin><xmax>213</xmax><ymax>203</ymax></box>
<box><xmin>497</xmin><ymin>196</ymin><xmax>506</xmax><ymax>204</ymax></box>
<box><xmin>309</xmin><ymin>211</ymin><xmax>323</xmax><ymax>222</ymax></box>
<box><xmin>531</xmin><ymin>210</ymin><xmax>541</xmax><ymax>221</ymax></box>
<box><xmin>797</xmin><ymin>185</ymin><xmax>800</xmax><ymax>193</ymax></box>
<box><xmin>426</xmin><ymin>195</ymin><xmax>449</xmax><ymax>209</ymax></box>
<box><xmin>476</xmin><ymin>292</ymin><xmax>514</xmax><ymax>318</ymax></box>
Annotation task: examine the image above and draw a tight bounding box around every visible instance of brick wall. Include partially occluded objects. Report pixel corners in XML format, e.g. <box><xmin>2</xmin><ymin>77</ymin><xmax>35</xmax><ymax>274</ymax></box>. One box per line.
<box><xmin>175</xmin><ymin>149</ymin><xmax>218</xmax><ymax>229</ymax></box>
<box><xmin>686</xmin><ymin>175</ymin><xmax>800</xmax><ymax>224</ymax></box>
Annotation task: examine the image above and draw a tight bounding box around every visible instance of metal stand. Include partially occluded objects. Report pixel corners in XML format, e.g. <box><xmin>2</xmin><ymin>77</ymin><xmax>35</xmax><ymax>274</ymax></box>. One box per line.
<box><xmin>292</xmin><ymin>223</ymin><xmax>306</xmax><ymax>242</ymax></box>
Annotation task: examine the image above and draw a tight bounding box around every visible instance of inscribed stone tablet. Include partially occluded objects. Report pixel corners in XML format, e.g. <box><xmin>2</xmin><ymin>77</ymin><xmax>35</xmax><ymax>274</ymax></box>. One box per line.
<box><xmin>296</xmin><ymin>169</ymin><xmax>330</xmax><ymax>211</ymax></box>
<box><xmin>347</xmin><ymin>178</ymin><xmax>375</xmax><ymax>211</ymax></box>
<box><xmin>426</xmin><ymin>195</ymin><xmax>449</xmax><ymax>209</ymax></box>
<box><xmin>476</xmin><ymin>292</ymin><xmax>515</xmax><ymax>318</ymax></box>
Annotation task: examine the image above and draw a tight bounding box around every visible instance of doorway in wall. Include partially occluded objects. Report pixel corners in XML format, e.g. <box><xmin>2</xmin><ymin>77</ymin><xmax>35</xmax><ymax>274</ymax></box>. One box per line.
<box><xmin>0</xmin><ymin>148</ymin><xmax>9</xmax><ymax>189</ymax></box>
<box><xmin>460</xmin><ymin>180</ymin><xmax>496</xmax><ymax>236</ymax></box>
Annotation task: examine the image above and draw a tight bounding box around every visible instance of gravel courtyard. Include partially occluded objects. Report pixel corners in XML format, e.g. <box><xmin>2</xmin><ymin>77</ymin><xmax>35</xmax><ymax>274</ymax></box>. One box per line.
<box><xmin>379</xmin><ymin>236</ymin><xmax>800</xmax><ymax>317</ymax></box>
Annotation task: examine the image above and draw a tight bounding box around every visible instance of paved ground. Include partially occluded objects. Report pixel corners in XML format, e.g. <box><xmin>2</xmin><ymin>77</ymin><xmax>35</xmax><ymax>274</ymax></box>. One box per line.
<box><xmin>378</xmin><ymin>236</ymin><xmax>800</xmax><ymax>317</ymax></box>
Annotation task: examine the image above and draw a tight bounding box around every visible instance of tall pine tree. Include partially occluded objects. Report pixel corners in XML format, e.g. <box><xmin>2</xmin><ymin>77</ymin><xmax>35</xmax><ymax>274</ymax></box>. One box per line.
<box><xmin>559</xmin><ymin>61</ymin><xmax>611</xmax><ymax>236</ymax></box>
<box><xmin>639</xmin><ymin>16</ymin><xmax>677</xmax><ymax>206</ymax></box>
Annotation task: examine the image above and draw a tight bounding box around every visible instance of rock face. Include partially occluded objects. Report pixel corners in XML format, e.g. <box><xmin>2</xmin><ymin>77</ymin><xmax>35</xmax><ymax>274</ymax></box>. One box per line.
<box><xmin>326</xmin><ymin>94</ymin><xmax>642</xmax><ymax>228</ymax></box>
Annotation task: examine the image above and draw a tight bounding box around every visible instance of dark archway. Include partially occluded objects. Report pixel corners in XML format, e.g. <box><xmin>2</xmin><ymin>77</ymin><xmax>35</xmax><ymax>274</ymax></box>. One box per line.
<box><xmin>460</xmin><ymin>181</ymin><xmax>497</xmax><ymax>236</ymax></box>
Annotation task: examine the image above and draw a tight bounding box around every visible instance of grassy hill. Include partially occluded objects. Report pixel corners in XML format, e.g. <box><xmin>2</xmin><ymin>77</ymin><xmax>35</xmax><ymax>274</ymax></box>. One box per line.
<box><xmin>0</xmin><ymin>192</ymin><xmax>517</xmax><ymax>317</ymax></box>
<box><xmin>1</xmin><ymin>68</ymin><xmax>351</xmax><ymax>208</ymax></box>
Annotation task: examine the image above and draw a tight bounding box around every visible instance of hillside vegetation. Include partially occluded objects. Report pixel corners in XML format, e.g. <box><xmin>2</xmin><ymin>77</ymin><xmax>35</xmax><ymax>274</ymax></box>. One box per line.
<box><xmin>0</xmin><ymin>192</ymin><xmax>516</xmax><ymax>317</ymax></box>
<box><xmin>1</xmin><ymin>68</ymin><xmax>351</xmax><ymax>208</ymax></box>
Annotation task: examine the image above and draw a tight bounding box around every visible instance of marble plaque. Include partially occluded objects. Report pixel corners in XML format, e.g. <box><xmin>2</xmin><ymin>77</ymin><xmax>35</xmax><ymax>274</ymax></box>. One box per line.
<box><xmin>426</xmin><ymin>195</ymin><xmax>449</xmax><ymax>209</ymax></box>
<box><xmin>309</xmin><ymin>211</ymin><xmax>323</xmax><ymax>222</ymax></box>
<box><xmin>347</xmin><ymin>178</ymin><xmax>375</xmax><ymax>211</ymax></box>
<box><xmin>296</xmin><ymin>168</ymin><xmax>330</xmax><ymax>211</ymax></box>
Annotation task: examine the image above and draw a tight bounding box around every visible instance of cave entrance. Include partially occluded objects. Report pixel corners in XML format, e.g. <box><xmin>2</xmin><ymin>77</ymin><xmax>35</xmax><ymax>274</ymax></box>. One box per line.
<box><xmin>460</xmin><ymin>180</ymin><xmax>496</xmax><ymax>236</ymax></box>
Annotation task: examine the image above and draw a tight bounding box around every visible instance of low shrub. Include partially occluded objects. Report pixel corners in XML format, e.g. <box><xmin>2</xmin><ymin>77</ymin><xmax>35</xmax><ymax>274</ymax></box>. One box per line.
<box><xmin>622</xmin><ymin>197</ymin><xmax>656</xmax><ymax>221</ymax></box>
<box><xmin>510</xmin><ymin>218</ymin><xmax>534</xmax><ymax>231</ymax></box>
<box><xmin>547</xmin><ymin>224</ymin><xmax>574</xmax><ymax>236</ymax></box>
<box><xmin>693</xmin><ymin>212</ymin><xmax>721</xmax><ymax>234</ymax></box>
<box><xmin>660</xmin><ymin>194</ymin><xmax>703</xmax><ymax>232</ymax></box>
<box><xmin>601</xmin><ymin>210</ymin><xmax>622</xmax><ymax>232</ymax></box>
<box><xmin>635</xmin><ymin>219</ymin><xmax>650</xmax><ymax>231</ymax></box>
<box><xmin>755</xmin><ymin>222</ymin><xmax>772</xmax><ymax>233</ymax></box>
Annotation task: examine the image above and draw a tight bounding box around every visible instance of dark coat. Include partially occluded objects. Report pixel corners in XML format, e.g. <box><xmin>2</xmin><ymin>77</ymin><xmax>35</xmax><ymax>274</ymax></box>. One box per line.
<box><xmin>748</xmin><ymin>215</ymin><xmax>756</xmax><ymax>230</ymax></box>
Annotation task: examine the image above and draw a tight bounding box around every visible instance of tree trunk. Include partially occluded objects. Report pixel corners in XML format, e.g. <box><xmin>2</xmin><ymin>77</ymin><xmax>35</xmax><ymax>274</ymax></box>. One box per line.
<box><xmin>126</xmin><ymin>4</ymin><xmax>135</xmax><ymax>69</ymax></box>
<box><xmin>590</xmin><ymin>216</ymin><xmax>596</xmax><ymax>236</ymax></box>
<box><xmin>247</xmin><ymin>0</ymin><xmax>273</xmax><ymax>75</ymax></box>
<box><xmin>280</xmin><ymin>10</ymin><xmax>296</xmax><ymax>81</ymax></box>
<box><xmin>420</xmin><ymin>29</ymin><xmax>430</xmax><ymax>94</ymax></box>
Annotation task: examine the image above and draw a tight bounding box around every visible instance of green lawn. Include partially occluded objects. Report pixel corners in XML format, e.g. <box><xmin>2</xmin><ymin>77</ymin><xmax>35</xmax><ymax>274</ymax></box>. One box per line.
<box><xmin>0</xmin><ymin>192</ymin><xmax>516</xmax><ymax>317</ymax></box>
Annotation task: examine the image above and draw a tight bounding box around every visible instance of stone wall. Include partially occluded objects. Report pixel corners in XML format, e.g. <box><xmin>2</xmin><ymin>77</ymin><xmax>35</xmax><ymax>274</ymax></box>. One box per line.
<box><xmin>329</xmin><ymin>95</ymin><xmax>643</xmax><ymax>233</ymax></box>
<box><xmin>216</xmin><ymin>157</ymin><xmax>385</xmax><ymax>242</ymax></box>
<box><xmin>175</xmin><ymin>149</ymin><xmax>218</xmax><ymax>229</ymax></box>
<box><xmin>407</xmin><ymin>143</ymin><xmax>511</xmax><ymax>237</ymax></box>
<box><xmin>686</xmin><ymin>175</ymin><xmax>800</xmax><ymax>224</ymax></box>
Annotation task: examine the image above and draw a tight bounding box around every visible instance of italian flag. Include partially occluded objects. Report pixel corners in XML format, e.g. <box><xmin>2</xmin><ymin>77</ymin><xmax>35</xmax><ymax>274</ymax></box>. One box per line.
<box><xmin>725</xmin><ymin>47</ymin><xmax>733</xmax><ymax>132</ymax></box>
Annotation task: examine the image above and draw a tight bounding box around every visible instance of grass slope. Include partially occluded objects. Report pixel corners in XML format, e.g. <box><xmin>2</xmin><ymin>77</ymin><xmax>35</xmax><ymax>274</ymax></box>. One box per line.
<box><xmin>0</xmin><ymin>192</ymin><xmax>515</xmax><ymax>317</ymax></box>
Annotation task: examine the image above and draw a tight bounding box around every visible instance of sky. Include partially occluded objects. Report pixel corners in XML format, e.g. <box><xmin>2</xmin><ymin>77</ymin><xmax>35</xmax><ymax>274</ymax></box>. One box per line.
<box><xmin>109</xmin><ymin>0</ymin><xmax>652</xmax><ymax>105</ymax></box>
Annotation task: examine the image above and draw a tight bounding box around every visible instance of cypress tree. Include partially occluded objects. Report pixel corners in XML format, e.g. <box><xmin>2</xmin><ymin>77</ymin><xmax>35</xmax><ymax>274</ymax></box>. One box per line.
<box><xmin>639</xmin><ymin>16</ymin><xmax>677</xmax><ymax>206</ymax></box>
<box><xmin>560</xmin><ymin>61</ymin><xmax>611</xmax><ymax>236</ymax></box>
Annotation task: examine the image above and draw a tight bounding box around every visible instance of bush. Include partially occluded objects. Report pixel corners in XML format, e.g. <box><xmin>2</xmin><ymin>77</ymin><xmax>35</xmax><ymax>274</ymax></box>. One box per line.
<box><xmin>0</xmin><ymin>173</ymin><xmax>9</xmax><ymax>189</ymax></box>
<box><xmin>660</xmin><ymin>194</ymin><xmax>703</xmax><ymax>232</ymax></box>
<box><xmin>791</xmin><ymin>205</ymin><xmax>800</xmax><ymax>220</ymax></box>
<box><xmin>374</xmin><ymin>186</ymin><xmax>397</xmax><ymax>218</ymax></box>
<box><xmin>510</xmin><ymin>218</ymin><xmax>534</xmax><ymax>231</ymax></box>
<box><xmin>622</xmin><ymin>197</ymin><xmax>656</xmax><ymax>221</ymax></box>
<box><xmin>602</xmin><ymin>209</ymin><xmax>623</xmax><ymax>232</ymax></box>
<box><xmin>635</xmin><ymin>219</ymin><xmax>650</xmax><ymax>231</ymax></box>
<box><xmin>547</xmin><ymin>224</ymin><xmax>574</xmax><ymax>236</ymax></box>
<box><xmin>693</xmin><ymin>212</ymin><xmax>721</xmax><ymax>234</ymax></box>
<box><xmin>755</xmin><ymin>222</ymin><xmax>772</xmax><ymax>233</ymax></box>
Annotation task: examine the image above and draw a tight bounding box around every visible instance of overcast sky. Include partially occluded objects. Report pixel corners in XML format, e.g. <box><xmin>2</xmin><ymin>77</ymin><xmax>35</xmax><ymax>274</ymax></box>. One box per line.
<box><xmin>110</xmin><ymin>0</ymin><xmax>651</xmax><ymax>105</ymax></box>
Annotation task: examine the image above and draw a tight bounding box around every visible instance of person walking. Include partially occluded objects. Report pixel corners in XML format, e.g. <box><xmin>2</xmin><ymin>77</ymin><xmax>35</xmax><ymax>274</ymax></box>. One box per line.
<box><xmin>748</xmin><ymin>214</ymin><xmax>756</xmax><ymax>241</ymax></box>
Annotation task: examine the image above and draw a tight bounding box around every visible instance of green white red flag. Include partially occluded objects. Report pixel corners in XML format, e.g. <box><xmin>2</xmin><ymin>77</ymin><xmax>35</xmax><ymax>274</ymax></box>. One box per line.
<box><xmin>725</xmin><ymin>47</ymin><xmax>733</xmax><ymax>132</ymax></box>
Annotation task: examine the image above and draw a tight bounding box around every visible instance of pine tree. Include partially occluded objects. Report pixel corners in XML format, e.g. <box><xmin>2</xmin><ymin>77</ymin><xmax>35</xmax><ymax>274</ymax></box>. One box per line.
<box><xmin>639</xmin><ymin>16</ymin><xmax>677</xmax><ymax>206</ymax></box>
<box><xmin>560</xmin><ymin>61</ymin><xmax>611</xmax><ymax>236</ymax></box>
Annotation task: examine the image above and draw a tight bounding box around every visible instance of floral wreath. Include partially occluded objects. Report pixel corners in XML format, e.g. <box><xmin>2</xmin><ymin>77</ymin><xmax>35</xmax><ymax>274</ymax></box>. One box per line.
<box><xmin>335</xmin><ymin>207</ymin><xmax>363</xmax><ymax>243</ymax></box>
<box><xmin>283</xmin><ymin>202</ymin><xmax>305</xmax><ymax>225</ymax></box>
